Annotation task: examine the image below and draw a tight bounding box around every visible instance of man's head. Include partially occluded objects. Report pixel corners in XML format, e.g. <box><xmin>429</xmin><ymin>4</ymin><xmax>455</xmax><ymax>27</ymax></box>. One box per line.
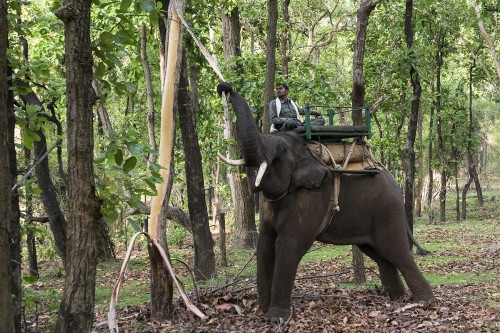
<box><xmin>276</xmin><ymin>83</ymin><xmax>289</xmax><ymax>99</ymax></box>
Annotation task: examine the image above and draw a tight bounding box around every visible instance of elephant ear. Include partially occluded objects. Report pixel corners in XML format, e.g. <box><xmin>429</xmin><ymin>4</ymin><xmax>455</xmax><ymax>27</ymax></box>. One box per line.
<box><xmin>289</xmin><ymin>154</ymin><xmax>328</xmax><ymax>192</ymax></box>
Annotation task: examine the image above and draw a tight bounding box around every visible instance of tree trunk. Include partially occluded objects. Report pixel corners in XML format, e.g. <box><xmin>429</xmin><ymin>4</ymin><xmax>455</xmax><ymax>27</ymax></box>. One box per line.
<box><xmin>54</xmin><ymin>0</ymin><xmax>101</xmax><ymax>331</ymax></box>
<box><xmin>147</xmin><ymin>219</ymin><xmax>173</xmax><ymax>319</ymax></box>
<box><xmin>470</xmin><ymin>0</ymin><xmax>500</xmax><ymax>81</ymax></box>
<box><xmin>24</xmin><ymin>148</ymin><xmax>39</xmax><ymax>277</ymax></box>
<box><xmin>404</xmin><ymin>0</ymin><xmax>422</xmax><ymax>237</ymax></box>
<box><xmin>218</xmin><ymin>213</ymin><xmax>228</xmax><ymax>266</ymax></box>
<box><xmin>0</xmin><ymin>0</ymin><xmax>15</xmax><ymax>329</ymax></box>
<box><xmin>92</xmin><ymin>80</ymin><xmax>114</xmax><ymax>137</ymax></box>
<box><xmin>469</xmin><ymin>128</ymin><xmax>483</xmax><ymax>207</ymax></box>
<box><xmin>8</xmin><ymin>66</ymin><xmax>21</xmax><ymax>333</ymax></box>
<box><xmin>415</xmin><ymin>105</ymin><xmax>424</xmax><ymax>217</ymax></box>
<box><xmin>427</xmin><ymin>84</ymin><xmax>435</xmax><ymax>224</ymax></box>
<box><xmin>27</xmin><ymin>223</ymin><xmax>39</xmax><ymax>277</ymax></box>
<box><xmin>434</xmin><ymin>31</ymin><xmax>446</xmax><ymax>223</ymax></box>
<box><xmin>140</xmin><ymin>23</ymin><xmax>158</xmax><ymax>163</ymax></box>
<box><xmin>352</xmin><ymin>245</ymin><xmax>366</xmax><ymax>285</ymax></box>
<box><xmin>222</xmin><ymin>4</ymin><xmax>257</xmax><ymax>249</ymax></box>
<box><xmin>350</xmin><ymin>0</ymin><xmax>382</xmax><ymax>282</ymax></box>
<box><xmin>148</xmin><ymin>0</ymin><xmax>183</xmax><ymax>320</ymax></box>
<box><xmin>461</xmin><ymin>176</ymin><xmax>473</xmax><ymax>220</ymax></box>
<box><xmin>462</xmin><ymin>58</ymin><xmax>483</xmax><ymax>220</ymax></box>
<box><xmin>263</xmin><ymin>0</ymin><xmax>278</xmax><ymax>134</ymax></box>
<box><xmin>18</xmin><ymin>82</ymin><xmax>69</xmax><ymax>266</ymax></box>
<box><xmin>450</xmin><ymin>123</ymin><xmax>460</xmax><ymax>221</ymax></box>
<box><xmin>178</xmin><ymin>49</ymin><xmax>216</xmax><ymax>280</ymax></box>
<box><xmin>157</xmin><ymin>0</ymin><xmax>171</xmax><ymax>88</ymax></box>
<box><xmin>280</xmin><ymin>0</ymin><xmax>290</xmax><ymax>78</ymax></box>
<box><xmin>351</xmin><ymin>0</ymin><xmax>383</xmax><ymax>124</ymax></box>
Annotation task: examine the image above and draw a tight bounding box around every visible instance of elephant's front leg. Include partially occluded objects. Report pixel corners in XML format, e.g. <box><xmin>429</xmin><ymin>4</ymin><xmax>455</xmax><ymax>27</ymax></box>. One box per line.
<box><xmin>265</xmin><ymin>236</ymin><xmax>311</xmax><ymax>320</ymax></box>
<box><xmin>256</xmin><ymin>229</ymin><xmax>276</xmax><ymax>313</ymax></box>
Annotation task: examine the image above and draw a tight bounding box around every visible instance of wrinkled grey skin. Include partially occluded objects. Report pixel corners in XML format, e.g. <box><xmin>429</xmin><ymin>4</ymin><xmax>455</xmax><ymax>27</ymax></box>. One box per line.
<box><xmin>217</xmin><ymin>83</ymin><xmax>434</xmax><ymax>321</ymax></box>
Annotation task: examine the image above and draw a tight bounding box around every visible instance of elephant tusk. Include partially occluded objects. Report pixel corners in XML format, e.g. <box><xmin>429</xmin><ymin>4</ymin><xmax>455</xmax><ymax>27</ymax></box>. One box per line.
<box><xmin>255</xmin><ymin>161</ymin><xmax>268</xmax><ymax>187</ymax></box>
<box><xmin>217</xmin><ymin>153</ymin><xmax>246</xmax><ymax>166</ymax></box>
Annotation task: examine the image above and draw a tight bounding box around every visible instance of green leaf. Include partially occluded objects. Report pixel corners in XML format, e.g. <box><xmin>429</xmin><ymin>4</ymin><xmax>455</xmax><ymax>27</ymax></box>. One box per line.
<box><xmin>95</xmin><ymin>62</ymin><xmax>106</xmax><ymax>77</ymax></box>
<box><xmin>128</xmin><ymin>143</ymin><xmax>143</xmax><ymax>155</ymax></box>
<box><xmin>99</xmin><ymin>31</ymin><xmax>114</xmax><ymax>44</ymax></box>
<box><xmin>115</xmin><ymin>149</ymin><xmax>123</xmax><ymax>166</ymax></box>
<box><xmin>22</xmin><ymin>131</ymin><xmax>34</xmax><ymax>148</ymax></box>
<box><xmin>123</xmin><ymin>156</ymin><xmax>137</xmax><ymax>173</ymax></box>
<box><xmin>140</xmin><ymin>0</ymin><xmax>156</xmax><ymax>12</ymax></box>
<box><xmin>119</xmin><ymin>0</ymin><xmax>133</xmax><ymax>12</ymax></box>
<box><xmin>94</xmin><ymin>153</ymin><xmax>106</xmax><ymax>164</ymax></box>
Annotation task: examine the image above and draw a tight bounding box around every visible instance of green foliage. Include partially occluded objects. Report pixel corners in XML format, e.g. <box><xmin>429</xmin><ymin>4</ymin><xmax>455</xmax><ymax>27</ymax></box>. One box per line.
<box><xmin>94</xmin><ymin>130</ymin><xmax>162</xmax><ymax>222</ymax></box>
<box><xmin>167</xmin><ymin>221</ymin><xmax>188</xmax><ymax>246</ymax></box>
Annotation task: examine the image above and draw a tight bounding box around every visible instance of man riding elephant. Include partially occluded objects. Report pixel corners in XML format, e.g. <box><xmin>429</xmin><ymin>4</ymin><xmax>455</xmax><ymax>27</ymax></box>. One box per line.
<box><xmin>269</xmin><ymin>83</ymin><xmax>325</xmax><ymax>132</ymax></box>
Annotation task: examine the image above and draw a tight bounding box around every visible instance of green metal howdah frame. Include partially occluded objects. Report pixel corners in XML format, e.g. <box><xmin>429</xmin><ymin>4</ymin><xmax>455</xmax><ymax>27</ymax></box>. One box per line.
<box><xmin>300</xmin><ymin>103</ymin><xmax>372</xmax><ymax>142</ymax></box>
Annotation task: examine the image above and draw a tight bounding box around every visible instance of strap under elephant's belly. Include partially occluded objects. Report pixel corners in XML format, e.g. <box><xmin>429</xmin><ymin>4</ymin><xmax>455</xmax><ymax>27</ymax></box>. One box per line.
<box><xmin>317</xmin><ymin>173</ymin><xmax>340</xmax><ymax>235</ymax></box>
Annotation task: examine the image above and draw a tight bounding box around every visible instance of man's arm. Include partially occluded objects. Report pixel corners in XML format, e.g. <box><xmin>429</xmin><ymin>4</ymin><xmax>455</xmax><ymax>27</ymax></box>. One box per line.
<box><xmin>298</xmin><ymin>108</ymin><xmax>321</xmax><ymax>116</ymax></box>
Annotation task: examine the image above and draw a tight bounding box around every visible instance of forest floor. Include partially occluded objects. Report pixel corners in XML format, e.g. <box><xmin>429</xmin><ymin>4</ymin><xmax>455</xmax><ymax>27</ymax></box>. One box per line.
<box><xmin>23</xmin><ymin>187</ymin><xmax>499</xmax><ymax>332</ymax></box>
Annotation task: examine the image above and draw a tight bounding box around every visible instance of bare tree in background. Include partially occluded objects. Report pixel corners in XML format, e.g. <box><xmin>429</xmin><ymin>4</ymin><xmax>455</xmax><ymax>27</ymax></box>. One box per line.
<box><xmin>351</xmin><ymin>0</ymin><xmax>383</xmax><ymax>284</ymax></box>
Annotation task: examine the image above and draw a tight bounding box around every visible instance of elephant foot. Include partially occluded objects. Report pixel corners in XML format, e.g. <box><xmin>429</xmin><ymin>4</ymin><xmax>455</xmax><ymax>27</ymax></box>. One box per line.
<box><xmin>387</xmin><ymin>286</ymin><xmax>405</xmax><ymax>300</ymax></box>
<box><xmin>258</xmin><ymin>300</ymin><xmax>270</xmax><ymax>314</ymax></box>
<box><xmin>411</xmin><ymin>292</ymin><xmax>435</xmax><ymax>303</ymax></box>
<box><xmin>265</xmin><ymin>306</ymin><xmax>293</xmax><ymax>322</ymax></box>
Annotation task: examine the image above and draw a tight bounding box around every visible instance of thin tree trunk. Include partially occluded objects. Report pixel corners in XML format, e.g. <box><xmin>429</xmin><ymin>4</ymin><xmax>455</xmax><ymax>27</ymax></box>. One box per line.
<box><xmin>27</xmin><ymin>223</ymin><xmax>39</xmax><ymax>277</ymax></box>
<box><xmin>222</xmin><ymin>4</ymin><xmax>256</xmax><ymax>249</ymax></box>
<box><xmin>404</xmin><ymin>0</ymin><xmax>422</xmax><ymax>237</ymax></box>
<box><xmin>24</xmin><ymin>148</ymin><xmax>39</xmax><ymax>277</ymax></box>
<box><xmin>92</xmin><ymin>80</ymin><xmax>114</xmax><ymax>137</ymax></box>
<box><xmin>15</xmin><ymin>49</ymin><xmax>68</xmax><ymax>256</ymax></box>
<box><xmin>463</xmin><ymin>57</ymin><xmax>483</xmax><ymax>220</ymax></box>
<box><xmin>351</xmin><ymin>0</ymin><xmax>383</xmax><ymax>124</ymax></box>
<box><xmin>16</xmin><ymin>32</ymin><xmax>68</xmax><ymax>265</ymax></box>
<box><xmin>352</xmin><ymin>245</ymin><xmax>366</xmax><ymax>285</ymax></box>
<box><xmin>148</xmin><ymin>0</ymin><xmax>183</xmax><ymax>319</ymax></box>
<box><xmin>280</xmin><ymin>0</ymin><xmax>290</xmax><ymax>78</ymax></box>
<box><xmin>427</xmin><ymin>84</ymin><xmax>435</xmax><ymax>224</ymax></box>
<box><xmin>178</xmin><ymin>49</ymin><xmax>216</xmax><ymax>280</ymax></box>
<box><xmin>54</xmin><ymin>0</ymin><xmax>101</xmax><ymax>330</ymax></box>
<box><xmin>157</xmin><ymin>0</ymin><xmax>171</xmax><ymax>88</ymax></box>
<box><xmin>415</xmin><ymin>105</ymin><xmax>424</xmax><ymax>217</ymax></box>
<box><xmin>219</xmin><ymin>212</ymin><xmax>228</xmax><ymax>266</ymax></box>
<box><xmin>263</xmin><ymin>0</ymin><xmax>278</xmax><ymax>134</ymax></box>
<box><xmin>434</xmin><ymin>31</ymin><xmax>446</xmax><ymax>223</ymax></box>
<box><xmin>469</xmin><ymin>0</ymin><xmax>500</xmax><ymax>81</ymax></box>
<box><xmin>451</xmin><ymin>124</ymin><xmax>460</xmax><ymax>221</ymax></box>
<box><xmin>351</xmin><ymin>0</ymin><xmax>382</xmax><ymax>282</ymax></box>
<box><xmin>461</xmin><ymin>176</ymin><xmax>473</xmax><ymax>220</ymax></box>
<box><xmin>0</xmin><ymin>0</ymin><xmax>15</xmax><ymax>329</ymax></box>
<box><xmin>140</xmin><ymin>23</ymin><xmax>158</xmax><ymax>163</ymax></box>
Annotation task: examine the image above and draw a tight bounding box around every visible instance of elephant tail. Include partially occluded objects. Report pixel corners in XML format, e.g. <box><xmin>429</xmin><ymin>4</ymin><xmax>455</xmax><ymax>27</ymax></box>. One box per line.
<box><xmin>217</xmin><ymin>82</ymin><xmax>233</xmax><ymax>96</ymax></box>
<box><xmin>406</xmin><ymin>222</ymin><xmax>430</xmax><ymax>255</ymax></box>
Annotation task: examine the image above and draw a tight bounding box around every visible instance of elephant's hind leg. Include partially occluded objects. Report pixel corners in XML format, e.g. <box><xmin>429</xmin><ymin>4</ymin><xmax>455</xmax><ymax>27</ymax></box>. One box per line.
<box><xmin>358</xmin><ymin>244</ymin><xmax>405</xmax><ymax>299</ymax></box>
<box><xmin>372</xmin><ymin>245</ymin><xmax>435</xmax><ymax>302</ymax></box>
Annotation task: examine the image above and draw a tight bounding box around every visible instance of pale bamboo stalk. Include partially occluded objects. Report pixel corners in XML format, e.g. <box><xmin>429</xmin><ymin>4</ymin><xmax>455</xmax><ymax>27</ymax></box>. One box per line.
<box><xmin>149</xmin><ymin>6</ymin><xmax>180</xmax><ymax>239</ymax></box>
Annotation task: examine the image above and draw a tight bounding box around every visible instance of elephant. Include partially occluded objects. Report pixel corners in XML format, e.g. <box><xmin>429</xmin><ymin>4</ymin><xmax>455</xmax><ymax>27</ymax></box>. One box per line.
<box><xmin>216</xmin><ymin>82</ymin><xmax>434</xmax><ymax>321</ymax></box>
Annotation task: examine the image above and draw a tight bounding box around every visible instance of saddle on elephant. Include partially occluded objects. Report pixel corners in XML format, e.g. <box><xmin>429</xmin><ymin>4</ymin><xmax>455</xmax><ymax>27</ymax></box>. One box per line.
<box><xmin>306</xmin><ymin>139</ymin><xmax>384</xmax><ymax>173</ymax></box>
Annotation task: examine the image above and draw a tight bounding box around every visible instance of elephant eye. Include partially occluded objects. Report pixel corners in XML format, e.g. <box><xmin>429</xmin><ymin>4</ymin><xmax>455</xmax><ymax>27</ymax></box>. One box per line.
<box><xmin>279</xmin><ymin>145</ymin><xmax>286</xmax><ymax>153</ymax></box>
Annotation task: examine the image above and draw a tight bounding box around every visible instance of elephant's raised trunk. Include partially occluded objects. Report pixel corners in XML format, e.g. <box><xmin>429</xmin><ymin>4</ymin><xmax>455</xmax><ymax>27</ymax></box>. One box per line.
<box><xmin>217</xmin><ymin>83</ymin><xmax>264</xmax><ymax>167</ymax></box>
